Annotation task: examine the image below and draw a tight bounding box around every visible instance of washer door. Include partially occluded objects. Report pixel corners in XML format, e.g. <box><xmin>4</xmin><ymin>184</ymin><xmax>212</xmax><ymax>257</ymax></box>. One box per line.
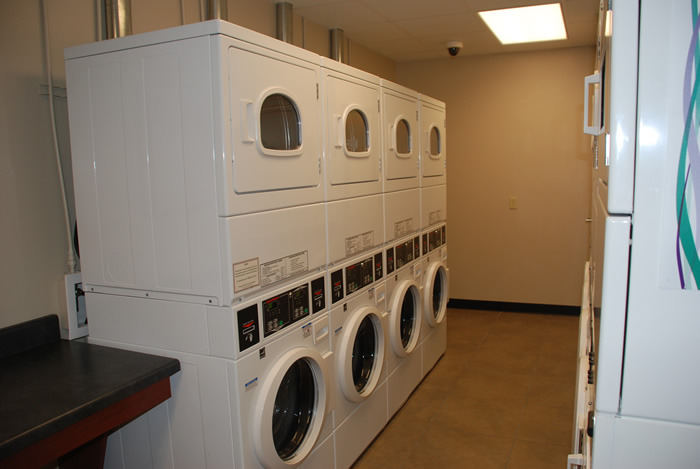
<box><xmin>254</xmin><ymin>347</ymin><xmax>329</xmax><ymax>468</ymax></box>
<box><xmin>338</xmin><ymin>306</ymin><xmax>386</xmax><ymax>402</ymax></box>
<box><xmin>423</xmin><ymin>262</ymin><xmax>449</xmax><ymax>327</ymax></box>
<box><xmin>389</xmin><ymin>279</ymin><xmax>422</xmax><ymax>357</ymax></box>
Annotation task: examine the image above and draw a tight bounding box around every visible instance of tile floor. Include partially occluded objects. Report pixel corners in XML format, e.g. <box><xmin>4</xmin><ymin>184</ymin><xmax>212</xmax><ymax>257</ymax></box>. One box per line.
<box><xmin>352</xmin><ymin>308</ymin><xmax>579</xmax><ymax>469</ymax></box>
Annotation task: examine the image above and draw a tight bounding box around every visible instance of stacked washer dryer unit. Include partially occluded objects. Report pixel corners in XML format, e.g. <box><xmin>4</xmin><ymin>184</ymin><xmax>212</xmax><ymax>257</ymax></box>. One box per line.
<box><xmin>320</xmin><ymin>57</ymin><xmax>389</xmax><ymax>469</ymax></box>
<box><xmin>418</xmin><ymin>94</ymin><xmax>449</xmax><ymax>379</ymax></box>
<box><xmin>65</xmin><ymin>21</ymin><xmax>336</xmax><ymax>468</ymax></box>
<box><xmin>380</xmin><ymin>80</ymin><xmax>425</xmax><ymax>418</ymax></box>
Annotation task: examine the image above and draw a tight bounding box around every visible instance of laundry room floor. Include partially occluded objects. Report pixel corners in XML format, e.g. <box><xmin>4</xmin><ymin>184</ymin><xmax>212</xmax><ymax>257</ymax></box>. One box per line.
<box><xmin>352</xmin><ymin>308</ymin><xmax>579</xmax><ymax>469</ymax></box>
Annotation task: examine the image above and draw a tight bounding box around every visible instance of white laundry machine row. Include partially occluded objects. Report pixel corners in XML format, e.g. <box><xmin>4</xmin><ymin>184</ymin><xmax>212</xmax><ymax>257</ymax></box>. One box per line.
<box><xmin>65</xmin><ymin>20</ymin><xmax>327</xmax><ymax>306</ymax></box>
<box><xmin>384</xmin><ymin>233</ymin><xmax>424</xmax><ymax>418</ymax></box>
<box><xmin>418</xmin><ymin>95</ymin><xmax>447</xmax><ymax>188</ymax></box>
<box><xmin>328</xmin><ymin>246</ymin><xmax>388</xmax><ymax>468</ymax></box>
<box><xmin>86</xmin><ymin>269</ymin><xmax>335</xmax><ymax>469</ymax></box>
<box><xmin>381</xmin><ymin>80</ymin><xmax>420</xmax><ymax>194</ymax></box>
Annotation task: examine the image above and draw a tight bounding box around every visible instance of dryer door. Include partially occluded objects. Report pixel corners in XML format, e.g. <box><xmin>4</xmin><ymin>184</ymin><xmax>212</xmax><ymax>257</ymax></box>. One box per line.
<box><xmin>324</xmin><ymin>72</ymin><xmax>381</xmax><ymax>196</ymax></box>
<box><xmin>420</xmin><ymin>101</ymin><xmax>446</xmax><ymax>184</ymax></box>
<box><xmin>388</xmin><ymin>279</ymin><xmax>422</xmax><ymax>357</ymax></box>
<box><xmin>383</xmin><ymin>90</ymin><xmax>419</xmax><ymax>185</ymax></box>
<box><xmin>254</xmin><ymin>347</ymin><xmax>329</xmax><ymax>468</ymax></box>
<box><xmin>228</xmin><ymin>45</ymin><xmax>321</xmax><ymax>195</ymax></box>
<box><xmin>338</xmin><ymin>306</ymin><xmax>385</xmax><ymax>402</ymax></box>
<box><xmin>423</xmin><ymin>261</ymin><xmax>449</xmax><ymax>327</ymax></box>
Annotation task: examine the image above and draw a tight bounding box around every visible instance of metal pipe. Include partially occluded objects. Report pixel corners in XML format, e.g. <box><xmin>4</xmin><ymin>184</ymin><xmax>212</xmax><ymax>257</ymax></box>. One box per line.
<box><xmin>276</xmin><ymin>2</ymin><xmax>293</xmax><ymax>44</ymax></box>
<box><xmin>206</xmin><ymin>0</ymin><xmax>228</xmax><ymax>21</ymax></box>
<box><xmin>104</xmin><ymin>0</ymin><xmax>132</xmax><ymax>39</ymax></box>
<box><xmin>330</xmin><ymin>28</ymin><xmax>348</xmax><ymax>63</ymax></box>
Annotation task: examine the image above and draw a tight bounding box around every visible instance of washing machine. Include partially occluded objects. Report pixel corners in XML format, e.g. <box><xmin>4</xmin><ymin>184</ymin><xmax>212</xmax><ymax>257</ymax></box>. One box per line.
<box><xmin>328</xmin><ymin>247</ymin><xmax>387</xmax><ymax>468</ymax></box>
<box><xmin>381</xmin><ymin>80</ymin><xmax>420</xmax><ymax>194</ymax></box>
<box><xmin>420</xmin><ymin>221</ymin><xmax>448</xmax><ymax>378</ymax></box>
<box><xmin>418</xmin><ymin>94</ymin><xmax>446</xmax><ymax>188</ymax></box>
<box><xmin>66</xmin><ymin>20</ymin><xmax>326</xmax><ymax>307</ymax></box>
<box><xmin>384</xmin><ymin>234</ymin><xmax>423</xmax><ymax>418</ymax></box>
<box><xmin>86</xmin><ymin>270</ymin><xmax>334</xmax><ymax>469</ymax></box>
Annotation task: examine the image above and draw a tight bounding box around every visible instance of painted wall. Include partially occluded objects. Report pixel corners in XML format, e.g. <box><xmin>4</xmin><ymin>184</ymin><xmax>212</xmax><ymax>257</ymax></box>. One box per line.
<box><xmin>0</xmin><ymin>0</ymin><xmax>394</xmax><ymax>329</ymax></box>
<box><xmin>397</xmin><ymin>47</ymin><xmax>594</xmax><ymax>306</ymax></box>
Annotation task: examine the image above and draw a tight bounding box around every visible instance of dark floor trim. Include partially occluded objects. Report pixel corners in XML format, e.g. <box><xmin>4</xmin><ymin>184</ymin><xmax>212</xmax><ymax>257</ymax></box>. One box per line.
<box><xmin>447</xmin><ymin>299</ymin><xmax>580</xmax><ymax>316</ymax></box>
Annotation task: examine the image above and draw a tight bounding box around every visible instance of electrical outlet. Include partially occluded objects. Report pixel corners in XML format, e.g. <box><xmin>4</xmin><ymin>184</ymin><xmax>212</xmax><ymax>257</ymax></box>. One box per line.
<box><xmin>59</xmin><ymin>272</ymin><xmax>88</xmax><ymax>340</ymax></box>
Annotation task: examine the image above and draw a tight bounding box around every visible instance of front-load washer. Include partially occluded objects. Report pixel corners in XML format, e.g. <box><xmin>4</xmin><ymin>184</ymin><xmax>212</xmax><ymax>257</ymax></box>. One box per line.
<box><xmin>420</xmin><ymin>223</ymin><xmax>449</xmax><ymax>378</ymax></box>
<box><xmin>321</xmin><ymin>58</ymin><xmax>382</xmax><ymax>202</ymax></box>
<box><xmin>66</xmin><ymin>20</ymin><xmax>325</xmax><ymax>306</ymax></box>
<box><xmin>418</xmin><ymin>94</ymin><xmax>446</xmax><ymax>188</ymax></box>
<box><xmin>86</xmin><ymin>271</ymin><xmax>334</xmax><ymax>469</ymax></box>
<box><xmin>381</xmin><ymin>80</ymin><xmax>420</xmax><ymax>194</ymax></box>
<box><xmin>384</xmin><ymin>234</ymin><xmax>423</xmax><ymax>418</ymax></box>
<box><xmin>328</xmin><ymin>247</ymin><xmax>387</xmax><ymax>468</ymax></box>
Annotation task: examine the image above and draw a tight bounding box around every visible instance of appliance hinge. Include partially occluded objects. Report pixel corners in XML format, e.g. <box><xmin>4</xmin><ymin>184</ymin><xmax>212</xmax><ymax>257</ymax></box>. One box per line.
<box><xmin>594</xmin><ymin>141</ymin><xmax>599</xmax><ymax>169</ymax></box>
<box><xmin>416</xmin><ymin>110</ymin><xmax>418</xmax><ymax>121</ymax></box>
<box><xmin>378</xmin><ymin>100</ymin><xmax>380</xmax><ymax>113</ymax></box>
<box><xmin>316</xmin><ymin>83</ymin><xmax>319</xmax><ymax>99</ymax></box>
<box><xmin>318</xmin><ymin>158</ymin><xmax>322</xmax><ymax>174</ymax></box>
<box><xmin>379</xmin><ymin>158</ymin><xmax>382</xmax><ymax>171</ymax></box>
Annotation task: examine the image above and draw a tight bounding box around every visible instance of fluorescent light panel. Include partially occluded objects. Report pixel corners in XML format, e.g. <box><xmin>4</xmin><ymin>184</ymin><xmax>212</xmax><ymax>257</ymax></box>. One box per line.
<box><xmin>479</xmin><ymin>3</ymin><xmax>567</xmax><ymax>45</ymax></box>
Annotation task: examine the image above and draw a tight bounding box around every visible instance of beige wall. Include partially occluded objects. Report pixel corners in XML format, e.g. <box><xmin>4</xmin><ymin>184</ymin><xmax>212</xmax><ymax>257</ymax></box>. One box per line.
<box><xmin>397</xmin><ymin>47</ymin><xmax>594</xmax><ymax>306</ymax></box>
<box><xmin>0</xmin><ymin>0</ymin><xmax>394</xmax><ymax>329</ymax></box>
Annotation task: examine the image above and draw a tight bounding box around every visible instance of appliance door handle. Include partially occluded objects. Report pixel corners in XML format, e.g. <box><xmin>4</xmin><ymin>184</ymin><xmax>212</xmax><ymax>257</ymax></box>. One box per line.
<box><xmin>241</xmin><ymin>100</ymin><xmax>255</xmax><ymax>143</ymax></box>
<box><xmin>583</xmin><ymin>73</ymin><xmax>602</xmax><ymax>136</ymax></box>
<box><xmin>335</xmin><ymin>115</ymin><xmax>343</xmax><ymax>148</ymax></box>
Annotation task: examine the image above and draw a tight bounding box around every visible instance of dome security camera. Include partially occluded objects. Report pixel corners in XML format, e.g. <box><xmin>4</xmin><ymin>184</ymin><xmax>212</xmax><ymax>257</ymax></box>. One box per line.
<box><xmin>446</xmin><ymin>40</ymin><xmax>464</xmax><ymax>57</ymax></box>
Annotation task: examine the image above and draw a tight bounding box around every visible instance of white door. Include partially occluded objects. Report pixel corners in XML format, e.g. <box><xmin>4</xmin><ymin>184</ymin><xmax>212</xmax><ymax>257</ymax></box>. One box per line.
<box><xmin>382</xmin><ymin>82</ymin><xmax>419</xmax><ymax>192</ymax></box>
<box><xmin>419</xmin><ymin>97</ymin><xmax>446</xmax><ymax>186</ymax></box>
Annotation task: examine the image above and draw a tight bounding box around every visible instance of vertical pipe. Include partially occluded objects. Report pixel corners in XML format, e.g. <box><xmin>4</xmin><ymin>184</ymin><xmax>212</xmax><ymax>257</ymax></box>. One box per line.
<box><xmin>277</xmin><ymin>2</ymin><xmax>293</xmax><ymax>44</ymax></box>
<box><xmin>104</xmin><ymin>0</ymin><xmax>132</xmax><ymax>39</ymax></box>
<box><xmin>330</xmin><ymin>28</ymin><xmax>348</xmax><ymax>64</ymax></box>
<box><xmin>206</xmin><ymin>0</ymin><xmax>228</xmax><ymax>21</ymax></box>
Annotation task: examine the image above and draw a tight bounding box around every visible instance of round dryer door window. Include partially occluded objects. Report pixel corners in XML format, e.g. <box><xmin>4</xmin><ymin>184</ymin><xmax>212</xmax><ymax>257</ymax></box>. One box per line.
<box><xmin>273</xmin><ymin>359</ymin><xmax>315</xmax><ymax>460</ymax></box>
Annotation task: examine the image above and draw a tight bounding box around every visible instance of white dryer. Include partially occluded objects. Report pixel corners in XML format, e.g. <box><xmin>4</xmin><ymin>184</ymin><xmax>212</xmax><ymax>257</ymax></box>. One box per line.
<box><xmin>66</xmin><ymin>20</ymin><xmax>326</xmax><ymax>306</ymax></box>
<box><xmin>381</xmin><ymin>80</ymin><xmax>420</xmax><ymax>194</ymax></box>
<box><xmin>420</xmin><ymin>223</ymin><xmax>448</xmax><ymax>378</ymax></box>
<box><xmin>384</xmin><ymin>234</ymin><xmax>423</xmax><ymax>418</ymax></box>
<box><xmin>328</xmin><ymin>247</ymin><xmax>387</xmax><ymax>468</ymax></box>
<box><xmin>418</xmin><ymin>95</ymin><xmax>446</xmax><ymax>188</ymax></box>
<box><xmin>86</xmin><ymin>271</ymin><xmax>335</xmax><ymax>469</ymax></box>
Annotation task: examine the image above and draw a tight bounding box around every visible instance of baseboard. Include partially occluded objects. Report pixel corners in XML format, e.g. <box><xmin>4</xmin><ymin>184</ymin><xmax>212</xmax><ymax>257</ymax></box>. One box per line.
<box><xmin>447</xmin><ymin>299</ymin><xmax>580</xmax><ymax>316</ymax></box>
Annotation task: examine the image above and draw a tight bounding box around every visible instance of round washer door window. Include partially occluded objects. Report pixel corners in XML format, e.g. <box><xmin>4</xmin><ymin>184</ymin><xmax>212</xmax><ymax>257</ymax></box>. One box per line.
<box><xmin>352</xmin><ymin>315</ymin><xmax>376</xmax><ymax>392</ymax></box>
<box><xmin>338</xmin><ymin>307</ymin><xmax>385</xmax><ymax>403</ymax></box>
<box><xmin>389</xmin><ymin>279</ymin><xmax>421</xmax><ymax>357</ymax></box>
<box><xmin>273</xmin><ymin>359</ymin><xmax>315</xmax><ymax>460</ymax></box>
<box><xmin>424</xmin><ymin>262</ymin><xmax>448</xmax><ymax>327</ymax></box>
<box><xmin>254</xmin><ymin>348</ymin><xmax>329</xmax><ymax>469</ymax></box>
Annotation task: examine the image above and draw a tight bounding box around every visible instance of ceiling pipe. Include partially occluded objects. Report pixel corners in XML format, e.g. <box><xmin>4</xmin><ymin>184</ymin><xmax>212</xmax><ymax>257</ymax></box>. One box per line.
<box><xmin>330</xmin><ymin>28</ymin><xmax>348</xmax><ymax>64</ymax></box>
<box><xmin>276</xmin><ymin>2</ymin><xmax>293</xmax><ymax>44</ymax></box>
<box><xmin>206</xmin><ymin>0</ymin><xmax>228</xmax><ymax>21</ymax></box>
<box><xmin>104</xmin><ymin>0</ymin><xmax>132</xmax><ymax>39</ymax></box>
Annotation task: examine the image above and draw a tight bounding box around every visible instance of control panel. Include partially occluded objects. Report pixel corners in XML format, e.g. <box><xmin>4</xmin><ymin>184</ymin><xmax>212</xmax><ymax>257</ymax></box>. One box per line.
<box><xmin>346</xmin><ymin>256</ymin><xmax>374</xmax><ymax>295</ymax></box>
<box><xmin>263</xmin><ymin>284</ymin><xmax>310</xmax><ymax>337</ymax></box>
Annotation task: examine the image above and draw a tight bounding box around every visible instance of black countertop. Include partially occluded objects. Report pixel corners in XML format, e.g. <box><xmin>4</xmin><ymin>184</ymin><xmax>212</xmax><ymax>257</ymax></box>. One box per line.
<box><xmin>0</xmin><ymin>315</ymin><xmax>180</xmax><ymax>460</ymax></box>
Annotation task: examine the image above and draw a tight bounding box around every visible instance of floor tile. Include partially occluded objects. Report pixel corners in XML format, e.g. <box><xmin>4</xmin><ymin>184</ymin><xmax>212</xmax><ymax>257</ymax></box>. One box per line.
<box><xmin>517</xmin><ymin>402</ymin><xmax>574</xmax><ymax>446</ymax></box>
<box><xmin>507</xmin><ymin>439</ymin><xmax>572</xmax><ymax>469</ymax></box>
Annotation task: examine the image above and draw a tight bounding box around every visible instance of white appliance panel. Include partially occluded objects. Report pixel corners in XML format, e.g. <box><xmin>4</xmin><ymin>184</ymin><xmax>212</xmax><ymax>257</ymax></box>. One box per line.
<box><xmin>326</xmin><ymin>194</ymin><xmax>384</xmax><ymax>265</ymax></box>
<box><xmin>384</xmin><ymin>188</ymin><xmax>420</xmax><ymax>245</ymax></box>
<box><xmin>421</xmin><ymin>184</ymin><xmax>447</xmax><ymax>229</ymax></box>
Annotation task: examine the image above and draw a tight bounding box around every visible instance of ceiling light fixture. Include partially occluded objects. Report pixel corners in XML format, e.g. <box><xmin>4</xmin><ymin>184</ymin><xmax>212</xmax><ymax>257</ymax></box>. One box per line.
<box><xmin>478</xmin><ymin>3</ymin><xmax>568</xmax><ymax>45</ymax></box>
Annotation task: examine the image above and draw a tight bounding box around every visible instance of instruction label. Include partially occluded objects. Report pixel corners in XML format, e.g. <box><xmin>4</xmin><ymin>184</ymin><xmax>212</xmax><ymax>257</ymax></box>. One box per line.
<box><xmin>429</xmin><ymin>210</ymin><xmax>443</xmax><ymax>225</ymax></box>
<box><xmin>345</xmin><ymin>231</ymin><xmax>374</xmax><ymax>257</ymax></box>
<box><xmin>233</xmin><ymin>258</ymin><xmax>260</xmax><ymax>293</ymax></box>
<box><xmin>261</xmin><ymin>251</ymin><xmax>309</xmax><ymax>287</ymax></box>
<box><xmin>394</xmin><ymin>218</ymin><xmax>414</xmax><ymax>239</ymax></box>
